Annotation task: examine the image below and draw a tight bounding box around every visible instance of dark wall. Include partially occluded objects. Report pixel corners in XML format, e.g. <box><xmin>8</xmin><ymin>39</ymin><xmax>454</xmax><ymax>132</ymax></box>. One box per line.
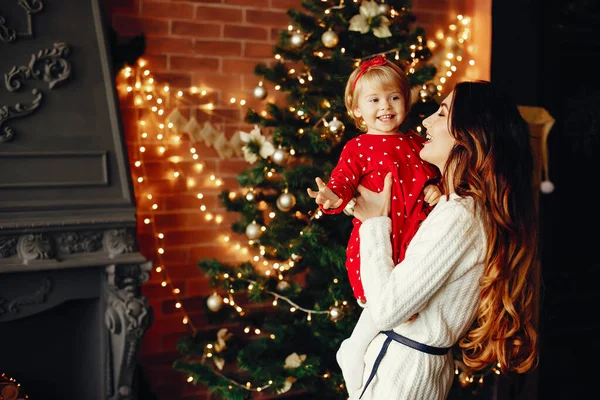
<box><xmin>492</xmin><ymin>0</ymin><xmax>600</xmax><ymax>398</ymax></box>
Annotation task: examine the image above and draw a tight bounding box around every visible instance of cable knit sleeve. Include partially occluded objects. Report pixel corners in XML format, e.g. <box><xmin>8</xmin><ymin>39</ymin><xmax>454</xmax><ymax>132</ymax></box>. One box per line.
<box><xmin>359</xmin><ymin>199</ymin><xmax>480</xmax><ymax>330</ymax></box>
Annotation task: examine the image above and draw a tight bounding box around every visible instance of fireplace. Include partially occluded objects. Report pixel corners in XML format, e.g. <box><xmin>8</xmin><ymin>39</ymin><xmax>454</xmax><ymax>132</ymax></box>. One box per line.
<box><xmin>0</xmin><ymin>1</ymin><xmax>152</xmax><ymax>399</ymax></box>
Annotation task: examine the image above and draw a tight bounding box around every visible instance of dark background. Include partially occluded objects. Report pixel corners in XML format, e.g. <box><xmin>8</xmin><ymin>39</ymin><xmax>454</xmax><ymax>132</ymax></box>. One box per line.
<box><xmin>492</xmin><ymin>0</ymin><xmax>600</xmax><ymax>398</ymax></box>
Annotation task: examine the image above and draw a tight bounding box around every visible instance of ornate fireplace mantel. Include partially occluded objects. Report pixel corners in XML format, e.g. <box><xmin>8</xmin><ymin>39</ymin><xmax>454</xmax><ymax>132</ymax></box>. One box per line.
<box><xmin>0</xmin><ymin>1</ymin><xmax>151</xmax><ymax>399</ymax></box>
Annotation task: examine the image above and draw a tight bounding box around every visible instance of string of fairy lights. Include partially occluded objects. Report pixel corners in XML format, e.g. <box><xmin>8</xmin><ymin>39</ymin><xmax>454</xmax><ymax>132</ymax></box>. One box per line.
<box><xmin>118</xmin><ymin>9</ymin><xmax>478</xmax><ymax>392</ymax></box>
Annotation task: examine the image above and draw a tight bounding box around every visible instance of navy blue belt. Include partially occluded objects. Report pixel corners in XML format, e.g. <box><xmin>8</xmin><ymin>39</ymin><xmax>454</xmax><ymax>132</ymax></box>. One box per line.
<box><xmin>358</xmin><ymin>330</ymin><xmax>451</xmax><ymax>399</ymax></box>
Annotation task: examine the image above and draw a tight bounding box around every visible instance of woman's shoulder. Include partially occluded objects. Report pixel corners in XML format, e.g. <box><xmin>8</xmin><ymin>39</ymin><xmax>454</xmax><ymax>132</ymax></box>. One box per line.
<box><xmin>429</xmin><ymin>194</ymin><xmax>477</xmax><ymax>225</ymax></box>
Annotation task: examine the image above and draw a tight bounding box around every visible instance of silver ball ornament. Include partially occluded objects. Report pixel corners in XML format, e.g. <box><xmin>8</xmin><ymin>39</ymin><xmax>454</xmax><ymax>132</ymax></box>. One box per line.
<box><xmin>207</xmin><ymin>292</ymin><xmax>223</xmax><ymax>312</ymax></box>
<box><xmin>290</xmin><ymin>32</ymin><xmax>305</xmax><ymax>47</ymax></box>
<box><xmin>245</xmin><ymin>191</ymin><xmax>255</xmax><ymax>202</ymax></box>
<box><xmin>321</xmin><ymin>30</ymin><xmax>339</xmax><ymax>48</ymax></box>
<box><xmin>245</xmin><ymin>221</ymin><xmax>262</xmax><ymax>240</ymax></box>
<box><xmin>378</xmin><ymin>3</ymin><xmax>390</xmax><ymax>15</ymax></box>
<box><xmin>425</xmin><ymin>82</ymin><xmax>438</xmax><ymax>95</ymax></box>
<box><xmin>540</xmin><ymin>180</ymin><xmax>555</xmax><ymax>194</ymax></box>
<box><xmin>276</xmin><ymin>192</ymin><xmax>296</xmax><ymax>212</ymax></box>
<box><xmin>272</xmin><ymin>147</ymin><xmax>289</xmax><ymax>165</ymax></box>
<box><xmin>276</xmin><ymin>280</ymin><xmax>291</xmax><ymax>292</ymax></box>
<box><xmin>328</xmin><ymin>306</ymin><xmax>343</xmax><ymax>322</ymax></box>
<box><xmin>290</xmin><ymin>253</ymin><xmax>301</xmax><ymax>261</ymax></box>
<box><xmin>253</xmin><ymin>84</ymin><xmax>267</xmax><ymax>100</ymax></box>
<box><xmin>328</xmin><ymin>117</ymin><xmax>345</xmax><ymax>134</ymax></box>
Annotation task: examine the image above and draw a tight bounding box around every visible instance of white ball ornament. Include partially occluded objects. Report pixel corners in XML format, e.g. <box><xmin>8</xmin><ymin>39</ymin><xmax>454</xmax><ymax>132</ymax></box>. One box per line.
<box><xmin>207</xmin><ymin>292</ymin><xmax>223</xmax><ymax>312</ymax></box>
<box><xmin>276</xmin><ymin>192</ymin><xmax>297</xmax><ymax>212</ymax></box>
<box><xmin>272</xmin><ymin>147</ymin><xmax>289</xmax><ymax>165</ymax></box>
<box><xmin>321</xmin><ymin>29</ymin><xmax>339</xmax><ymax>48</ymax></box>
<box><xmin>290</xmin><ymin>32</ymin><xmax>305</xmax><ymax>47</ymax></box>
<box><xmin>245</xmin><ymin>221</ymin><xmax>263</xmax><ymax>240</ymax></box>
<box><xmin>328</xmin><ymin>306</ymin><xmax>343</xmax><ymax>322</ymax></box>
<box><xmin>245</xmin><ymin>191</ymin><xmax>255</xmax><ymax>202</ymax></box>
<box><xmin>328</xmin><ymin>117</ymin><xmax>345</xmax><ymax>134</ymax></box>
<box><xmin>540</xmin><ymin>180</ymin><xmax>555</xmax><ymax>194</ymax></box>
<box><xmin>253</xmin><ymin>84</ymin><xmax>267</xmax><ymax>100</ymax></box>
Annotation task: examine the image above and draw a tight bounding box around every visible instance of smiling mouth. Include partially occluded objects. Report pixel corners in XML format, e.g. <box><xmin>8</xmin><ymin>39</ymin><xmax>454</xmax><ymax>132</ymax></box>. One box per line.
<box><xmin>378</xmin><ymin>114</ymin><xmax>395</xmax><ymax>121</ymax></box>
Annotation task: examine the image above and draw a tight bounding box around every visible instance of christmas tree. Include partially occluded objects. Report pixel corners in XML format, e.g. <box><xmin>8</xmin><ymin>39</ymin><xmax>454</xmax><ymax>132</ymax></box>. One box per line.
<box><xmin>173</xmin><ymin>1</ymin><xmax>477</xmax><ymax>398</ymax></box>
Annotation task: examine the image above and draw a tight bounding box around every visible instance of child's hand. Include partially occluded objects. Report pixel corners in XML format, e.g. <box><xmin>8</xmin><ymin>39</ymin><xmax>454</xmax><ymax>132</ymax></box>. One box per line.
<box><xmin>307</xmin><ymin>177</ymin><xmax>342</xmax><ymax>210</ymax></box>
<box><xmin>423</xmin><ymin>184</ymin><xmax>441</xmax><ymax>206</ymax></box>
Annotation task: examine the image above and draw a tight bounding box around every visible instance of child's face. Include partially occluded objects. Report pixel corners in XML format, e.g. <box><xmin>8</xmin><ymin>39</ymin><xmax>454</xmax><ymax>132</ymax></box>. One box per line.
<box><xmin>353</xmin><ymin>80</ymin><xmax>407</xmax><ymax>135</ymax></box>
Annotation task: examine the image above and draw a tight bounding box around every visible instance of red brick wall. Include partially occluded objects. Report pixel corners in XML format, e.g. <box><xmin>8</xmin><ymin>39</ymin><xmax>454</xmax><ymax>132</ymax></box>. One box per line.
<box><xmin>104</xmin><ymin>1</ymin><xmax>477</xmax><ymax>399</ymax></box>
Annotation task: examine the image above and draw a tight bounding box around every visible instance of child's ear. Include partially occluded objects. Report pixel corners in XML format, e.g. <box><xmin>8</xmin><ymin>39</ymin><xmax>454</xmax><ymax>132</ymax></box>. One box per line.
<box><xmin>353</xmin><ymin>108</ymin><xmax>362</xmax><ymax>118</ymax></box>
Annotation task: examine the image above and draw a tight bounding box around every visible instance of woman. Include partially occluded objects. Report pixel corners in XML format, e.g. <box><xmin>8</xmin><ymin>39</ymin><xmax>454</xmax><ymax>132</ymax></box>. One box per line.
<box><xmin>346</xmin><ymin>80</ymin><xmax>538</xmax><ymax>399</ymax></box>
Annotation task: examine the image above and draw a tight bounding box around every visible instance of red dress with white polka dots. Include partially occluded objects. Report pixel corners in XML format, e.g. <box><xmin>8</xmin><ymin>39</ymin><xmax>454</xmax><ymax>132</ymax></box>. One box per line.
<box><xmin>322</xmin><ymin>132</ymin><xmax>440</xmax><ymax>302</ymax></box>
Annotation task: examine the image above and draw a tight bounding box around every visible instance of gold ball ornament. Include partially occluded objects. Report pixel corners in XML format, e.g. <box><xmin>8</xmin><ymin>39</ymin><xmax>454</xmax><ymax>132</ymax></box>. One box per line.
<box><xmin>1</xmin><ymin>384</ymin><xmax>19</xmax><ymax>400</ymax></box>
<box><xmin>328</xmin><ymin>116</ymin><xmax>345</xmax><ymax>134</ymax></box>
<box><xmin>207</xmin><ymin>292</ymin><xmax>223</xmax><ymax>312</ymax></box>
<box><xmin>321</xmin><ymin>29</ymin><xmax>339</xmax><ymax>48</ymax></box>
<box><xmin>245</xmin><ymin>221</ymin><xmax>263</xmax><ymax>240</ymax></box>
<box><xmin>276</xmin><ymin>280</ymin><xmax>291</xmax><ymax>292</ymax></box>
<box><xmin>253</xmin><ymin>84</ymin><xmax>267</xmax><ymax>100</ymax></box>
<box><xmin>290</xmin><ymin>32</ymin><xmax>305</xmax><ymax>47</ymax></box>
<box><xmin>272</xmin><ymin>147</ymin><xmax>289</xmax><ymax>165</ymax></box>
<box><xmin>328</xmin><ymin>306</ymin><xmax>343</xmax><ymax>322</ymax></box>
<box><xmin>276</xmin><ymin>192</ymin><xmax>297</xmax><ymax>212</ymax></box>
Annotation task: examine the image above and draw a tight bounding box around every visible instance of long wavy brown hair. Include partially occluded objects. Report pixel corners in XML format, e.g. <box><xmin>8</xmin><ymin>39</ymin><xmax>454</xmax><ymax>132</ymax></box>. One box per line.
<box><xmin>441</xmin><ymin>81</ymin><xmax>538</xmax><ymax>374</ymax></box>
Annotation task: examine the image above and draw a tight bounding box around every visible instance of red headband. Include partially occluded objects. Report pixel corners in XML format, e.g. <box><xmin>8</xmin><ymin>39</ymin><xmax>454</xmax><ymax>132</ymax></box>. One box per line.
<box><xmin>353</xmin><ymin>55</ymin><xmax>389</xmax><ymax>90</ymax></box>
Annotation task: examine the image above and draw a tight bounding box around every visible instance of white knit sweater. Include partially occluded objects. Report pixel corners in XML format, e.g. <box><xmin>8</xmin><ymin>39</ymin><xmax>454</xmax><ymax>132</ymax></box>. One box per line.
<box><xmin>352</xmin><ymin>194</ymin><xmax>486</xmax><ymax>400</ymax></box>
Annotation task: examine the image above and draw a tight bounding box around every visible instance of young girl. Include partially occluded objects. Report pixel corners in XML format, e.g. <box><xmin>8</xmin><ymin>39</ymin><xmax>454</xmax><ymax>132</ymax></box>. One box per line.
<box><xmin>307</xmin><ymin>55</ymin><xmax>440</xmax><ymax>395</ymax></box>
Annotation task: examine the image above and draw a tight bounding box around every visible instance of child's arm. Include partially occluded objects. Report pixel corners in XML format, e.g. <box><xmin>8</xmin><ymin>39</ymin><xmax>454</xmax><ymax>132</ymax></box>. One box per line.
<box><xmin>307</xmin><ymin>140</ymin><xmax>364</xmax><ymax>213</ymax></box>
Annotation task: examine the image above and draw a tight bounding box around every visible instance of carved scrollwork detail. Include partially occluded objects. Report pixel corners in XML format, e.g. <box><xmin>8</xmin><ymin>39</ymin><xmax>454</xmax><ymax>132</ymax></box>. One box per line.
<box><xmin>1</xmin><ymin>42</ymin><xmax>70</xmax><ymax>142</ymax></box>
<box><xmin>105</xmin><ymin>262</ymin><xmax>153</xmax><ymax>399</ymax></box>
<box><xmin>19</xmin><ymin>0</ymin><xmax>44</xmax><ymax>14</ymax></box>
<box><xmin>16</xmin><ymin>233</ymin><xmax>54</xmax><ymax>263</ymax></box>
<box><xmin>0</xmin><ymin>277</ymin><xmax>52</xmax><ymax>315</ymax></box>
<box><xmin>6</xmin><ymin>277</ymin><xmax>52</xmax><ymax>313</ymax></box>
<box><xmin>0</xmin><ymin>237</ymin><xmax>18</xmax><ymax>258</ymax></box>
<box><xmin>103</xmin><ymin>229</ymin><xmax>136</xmax><ymax>258</ymax></box>
<box><xmin>0</xmin><ymin>0</ymin><xmax>44</xmax><ymax>43</ymax></box>
<box><xmin>5</xmin><ymin>42</ymin><xmax>71</xmax><ymax>91</ymax></box>
<box><xmin>0</xmin><ymin>88</ymin><xmax>42</xmax><ymax>142</ymax></box>
<box><xmin>0</xmin><ymin>16</ymin><xmax>17</xmax><ymax>43</ymax></box>
<box><xmin>55</xmin><ymin>231</ymin><xmax>103</xmax><ymax>255</ymax></box>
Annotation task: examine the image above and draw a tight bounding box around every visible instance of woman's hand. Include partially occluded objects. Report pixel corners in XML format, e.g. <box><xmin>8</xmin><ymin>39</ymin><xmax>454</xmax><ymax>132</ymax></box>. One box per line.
<box><xmin>353</xmin><ymin>172</ymin><xmax>392</xmax><ymax>222</ymax></box>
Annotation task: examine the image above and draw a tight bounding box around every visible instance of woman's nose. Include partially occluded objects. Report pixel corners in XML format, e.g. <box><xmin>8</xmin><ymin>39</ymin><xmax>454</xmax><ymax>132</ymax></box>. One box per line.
<box><xmin>422</xmin><ymin>117</ymin><xmax>431</xmax><ymax>128</ymax></box>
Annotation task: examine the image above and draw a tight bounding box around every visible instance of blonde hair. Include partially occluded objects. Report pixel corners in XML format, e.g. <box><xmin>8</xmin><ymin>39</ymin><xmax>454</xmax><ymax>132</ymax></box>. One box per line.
<box><xmin>344</xmin><ymin>60</ymin><xmax>411</xmax><ymax>132</ymax></box>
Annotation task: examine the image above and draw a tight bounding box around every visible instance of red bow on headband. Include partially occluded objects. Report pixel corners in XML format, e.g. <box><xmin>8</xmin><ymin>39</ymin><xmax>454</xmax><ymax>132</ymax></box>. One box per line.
<box><xmin>353</xmin><ymin>55</ymin><xmax>389</xmax><ymax>89</ymax></box>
